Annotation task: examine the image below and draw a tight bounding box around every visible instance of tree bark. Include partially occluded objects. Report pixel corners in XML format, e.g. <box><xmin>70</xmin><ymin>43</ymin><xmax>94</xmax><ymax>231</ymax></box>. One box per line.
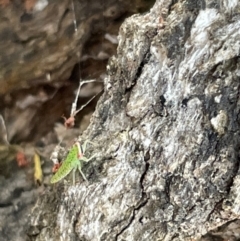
<box><xmin>28</xmin><ymin>0</ymin><xmax>240</xmax><ymax>240</ymax></box>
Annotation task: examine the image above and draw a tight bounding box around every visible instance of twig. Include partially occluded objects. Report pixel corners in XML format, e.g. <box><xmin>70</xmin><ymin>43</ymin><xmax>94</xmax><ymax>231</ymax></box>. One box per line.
<box><xmin>63</xmin><ymin>80</ymin><xmax>103</xmax><ymax>129</ymax></box>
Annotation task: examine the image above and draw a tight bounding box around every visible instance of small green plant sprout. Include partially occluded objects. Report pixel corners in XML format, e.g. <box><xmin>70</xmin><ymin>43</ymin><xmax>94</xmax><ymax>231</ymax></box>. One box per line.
<box><xmin>50</xmin><ymin>140</ymin><xmax>96</xmax><ymax>185</ymax></box>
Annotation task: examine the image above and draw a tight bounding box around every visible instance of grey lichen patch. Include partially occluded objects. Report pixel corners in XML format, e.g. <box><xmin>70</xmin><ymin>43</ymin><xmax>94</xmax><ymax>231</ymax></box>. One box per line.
<box><xmin>73</xmin><ymin>154</ymin><xmax>144</xmax><ymax>240</ymax></box>
<box><xmin>210</xmin><ymin>110</ymin><xmax>228</xmax><ymax>135</ymax></box>
<box><xmin>33</xmin><ymin>0</ymin><xmax>49</xmax><ymax>12</ymax></box>
<box><xmin>224</xmin><ymin>175</ymin><xmax>240</xmax><ymax>216</ymax></box>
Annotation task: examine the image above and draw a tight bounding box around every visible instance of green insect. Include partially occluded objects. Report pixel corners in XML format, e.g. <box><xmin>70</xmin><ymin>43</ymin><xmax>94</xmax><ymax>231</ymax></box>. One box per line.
<box><xmin>50</xmin><ymin>140</ymin><xmax>96</xmax><ymax>185</ymax></box>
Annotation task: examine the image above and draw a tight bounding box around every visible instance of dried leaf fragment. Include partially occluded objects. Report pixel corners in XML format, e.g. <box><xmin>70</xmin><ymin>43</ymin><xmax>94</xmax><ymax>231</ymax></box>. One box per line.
<box><xmin>34</xmin><ymin>153</ymin><xmax>43</xmax><ymax>185</ymax></box>
<box><xmin>16</xmin><ymin>151</ymin><xmax>28</xmax><ymax>167</ymax></box>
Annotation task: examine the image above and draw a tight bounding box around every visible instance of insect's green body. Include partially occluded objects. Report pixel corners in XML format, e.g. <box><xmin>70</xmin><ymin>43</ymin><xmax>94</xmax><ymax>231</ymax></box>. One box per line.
<box><xmin>50</xmin><ymin>141</ymin><xmax>95</xmax><ymax>184</ymax></box>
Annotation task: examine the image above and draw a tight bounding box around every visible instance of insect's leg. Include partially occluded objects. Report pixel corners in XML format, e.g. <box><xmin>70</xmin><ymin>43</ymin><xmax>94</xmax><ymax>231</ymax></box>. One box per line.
<box><xmin>81</xmin><ymin>154</ymin><xmax>96</xmax><ymax>163</ymax></box>
<box><xmin>81</xmin><ymin>140</ymin><xmax>96</xmax><ymax>154</ymax></box>
<box><xmin>72</xmin><ymin>167</ymin><xmax>77</xmax><ymax>185</ymax></box>
<box><xmin>81</xmin><ymin>140</ymin><xmax>88</xmax><ymax>154</ymax></box>
<box><xmin>78</xmin><ymin>165</ymin><xmax>88</xmax><ymax>182</ymax></box>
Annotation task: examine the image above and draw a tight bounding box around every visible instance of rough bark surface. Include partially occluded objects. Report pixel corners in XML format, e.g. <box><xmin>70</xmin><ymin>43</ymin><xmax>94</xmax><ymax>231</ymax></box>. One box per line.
<box><xmin>28</xmin><ymin>0</ymin><xmax>240</xmax><ymax>240</ymax></box>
